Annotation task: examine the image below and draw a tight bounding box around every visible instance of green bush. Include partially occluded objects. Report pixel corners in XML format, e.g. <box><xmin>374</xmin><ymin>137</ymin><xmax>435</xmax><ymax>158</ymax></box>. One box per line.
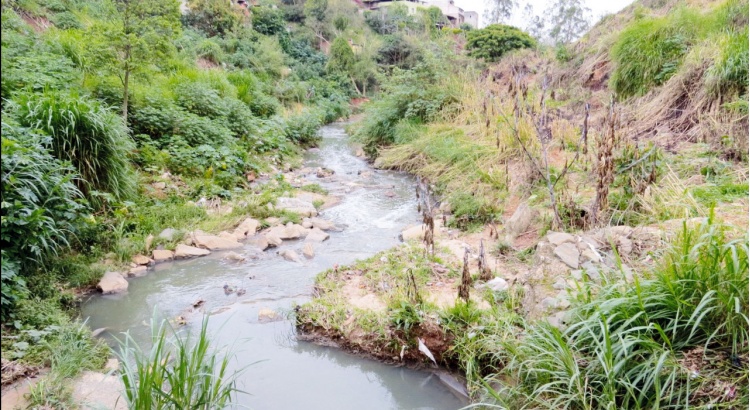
<box><xmin>252</xmin><ymin>6</ymin><xmax>285</xmax><ymax>35</ymax></box>
<box><xmin>706</xmin><ymin>29</ymin><xmax>748</xmax><ymax>98</ymax></box>
<box><xmin>51</xmin><ymin>11</ymin><xmax>82</xmax><ymax>29</ymax></box>
<box><xmin>174</xmin><ymin>82</ymin><xmax>227</xmax><ymax>119</ymax></box>
<box><xmin>16</xmin><ymin>91</ymin><xmax>136</xmax><ymax>203</ymax></box>
<box><xmin>195</xmin><ymin>38</ymin><xmax>224</xmax><ymax>64</ymax></box>
<box><xmin>168</xmin><ymin>143</ymin><xmax>248</xmax><ymax>188</ymax></box>
<box><xmin>181</xmin><ymin>0</ymin><xmax>243</xmax><ymax>37</ymax></box>
<box><xmin>465</xmin><ymin>24</ymin><xmax>536</xmax><ymax>62</ymax></box>
<box><xmin>282</xmin><ymin>109</ymin><xmax>323</xmax><ymax>146</ymax></box>
<box><xmin>1</xmin><ymin>123</ymin><xmax>89</xmax><ymax>321</ymax></box>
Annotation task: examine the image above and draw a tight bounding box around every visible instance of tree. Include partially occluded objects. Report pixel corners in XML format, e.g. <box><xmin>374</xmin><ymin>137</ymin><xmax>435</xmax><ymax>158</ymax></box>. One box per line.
<box><xmin>252</xmin><ymin>6</ymin><xmax>286</xmax><ymax>35</ymax></box>
<box><xmin>304</xmin><ymin>0</ymin><xmax>328</xmax><ymax>22</ymax></box>
<box><xmin>522</xmin><ymin>3</ymin><xmax>545</xmax><ymax>40</ymax></box>
<box><xmin>465</xmin><ymin>24</ymin><xmax>536</xmax><ymax>62</ymax></box>
<box><xmin>483</xmin><ymin>0</ymin><xmax>516</xmax><ymax>25</ymax></box>
<box><xmin>544</xmin><ymin>0</ymin><xmax>591</xmax><ymax>44</ymax></box>
<box><xmin>327</xmin><ymin>37</ymin><xmax>355</xmax><ymax>73</ymax></box>
<box><xmin>182</xmin><ymin>0</ymin><xmax>243</xmax><ymax>37</ymax></box>
<box><xmin>87</xmin><ymin>0</ymin><xmax>181</xmax><ymax>122</ymax></box>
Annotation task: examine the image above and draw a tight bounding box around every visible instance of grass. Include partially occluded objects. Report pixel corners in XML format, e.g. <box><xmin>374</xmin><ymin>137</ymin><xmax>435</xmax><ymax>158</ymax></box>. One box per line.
<box><xmin>479</xmin><ymin>216</ymin><xmax>749</xmax><ymax>408</ymax></box>
<box><xmin>116</xmin><ymin>316</ymin><xmax>243</xmax><ymax>409</ymax></box>
<box><xmin>26</xmin><ymin>321</ymin><xmax>110</xmax><ymax>408</ymax></box>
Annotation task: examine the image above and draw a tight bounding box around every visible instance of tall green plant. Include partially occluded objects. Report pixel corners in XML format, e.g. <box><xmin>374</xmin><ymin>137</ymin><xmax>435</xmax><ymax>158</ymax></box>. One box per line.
<box><xmin>117</xmin><ymin>316</ymin><xmax>243</xmax><ymax>409</ymax></box>
<box><xmin>16</xmin><ymin>91</ymin><xmax>137</xmax><ymax>204</ymax></box>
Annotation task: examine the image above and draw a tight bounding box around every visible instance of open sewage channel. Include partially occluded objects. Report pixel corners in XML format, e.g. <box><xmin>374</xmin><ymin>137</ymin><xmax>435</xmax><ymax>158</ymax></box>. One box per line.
<box><xmin>82</xmin><ymin>123</ymin><xmax>468</xmax><ymax>409</ymax></box>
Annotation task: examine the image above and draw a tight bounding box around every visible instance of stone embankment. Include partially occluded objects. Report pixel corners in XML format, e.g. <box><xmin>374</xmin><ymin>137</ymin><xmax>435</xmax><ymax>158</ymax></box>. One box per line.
<box><xmin>97</xmin><ymin>196</ymin><xmax>339</xmax><ymax>295</ymax></box>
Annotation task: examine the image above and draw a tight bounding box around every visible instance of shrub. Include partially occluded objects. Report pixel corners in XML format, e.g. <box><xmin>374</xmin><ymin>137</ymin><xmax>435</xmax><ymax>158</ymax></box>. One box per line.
<box><xmin>51</xmin><ymin>11</ymin><xmax>82</xmax><ymax>29</ymax></box>
<box><xmin>282</xmin><ymin>109</ymin><xmax>322</xmax><ymax>146</ymax></box>
<box><xmin>465</xmin><ymin>24</ymin><xmax>536</xmax><ymax>62</ymax></box>
<box><xmin>181</xmin><ymin>0</ymin><xmax>243</xmax><ymax>37</ymax></box>
<box><xmin>1</xmin><ymin>123</ymin><xmax>89</xmax><ymax>321</ymax></box>
<box><xmin>15</xmin><ymin>91</ymin><xmax>136</xmax><ymax>202</ymax></box>
<box><xmin>173</xmin><ymin>113</ymin><xmax>233</xmax><ymax>147</ymax></box>
<box><xmin>174</xmin><ymin>82</ymin><xmax>227</xmax><ymax>119</ymax></box>
<box><xmin>195</xmin><ymin>38</ymin><xmax>224</xmax><ymax>64</ymax></box>
<box><xmin>706</xmin><ymin>29</ymin><xmax>748</xmax><ymax>98</ymax></box>
<box><xmin>376</xmin><ymin>35</ymin><xmax>422</xmax><ymax>69</ymax></box>
<box><xmin>252</xmin><ymin>6</ymin><xmax>285</xmax><ymax>35</ymax></box>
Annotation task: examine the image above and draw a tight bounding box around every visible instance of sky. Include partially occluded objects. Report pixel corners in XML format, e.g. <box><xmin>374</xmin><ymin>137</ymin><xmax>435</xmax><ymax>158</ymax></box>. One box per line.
<box><xmin>454</xmin><ymin>0</ymin><xmax>635</xmax><ymax>28</ymax></box>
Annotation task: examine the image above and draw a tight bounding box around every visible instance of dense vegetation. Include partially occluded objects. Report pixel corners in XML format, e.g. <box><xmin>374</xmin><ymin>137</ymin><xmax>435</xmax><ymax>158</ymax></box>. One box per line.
<box><xmin>1</xmin><ymin>0</ymin><xmax>747</xmax><ymax>407</ymax></box>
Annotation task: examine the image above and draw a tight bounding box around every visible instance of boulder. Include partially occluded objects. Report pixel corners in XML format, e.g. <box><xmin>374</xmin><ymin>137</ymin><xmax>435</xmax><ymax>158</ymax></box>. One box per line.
<box><xmin>268</xmin><ymin>223</ymin><xmax>306</xmax><ymax>240</ymax></box>
<box><xmin>145</xmin><ymin>234</ymin><xmax>154</xmax><ymax>252</ymax></box>
<box><xmin>303</xmin><ymin>243</ymin><xmax>315</xmax><ymax>259</ymax></box>
<box><xmin>547</xmin><ymin>231</ymin><xmax>576</xmax><ymax>246</ymax></box>
<box><xmin>152</xmin><ymin>249</ymin><xmax>174</xmax><ymax>262</ymax></box>
<box><xmin>484</xmin><ymin>277</ymin><xmax>508</xmax><ymax>292</ymax></box>
<box><xmin>131</xmin><ymin>254</ymin><xmax>152</xmax><ymax>266</ymax></box>
<box><xmin>258</xmin><ymin>308</ymin><xmax>282</xmax><ymax>323</ymax></box>
<box><xmin>301</xmin><ymin>218</ymin><xmax>313</xmax><ymax>229</ymax></box>
<box><xmin>158</xmin><ymin>228</ymin><xmax>178</xmax><ymax>241</ymax></box>
<box><xmin>98</xmin><ymin>272</ymin><xmax>128</xmax><ymax>294</ymax></box>
<box><xmin>151</xmin><ymin>182</ymin><xmax>166</xmax><ymax>190</ymax></box>
<box><xmin>554</xmin><ymin>243</ymin><xmax>580</xmax><ymax>269</ymax></box>
<box><xmin>278</xmin><ymin>249</ymin><xmax>301</xmax><ymax>263</ymax></box>
<box><xmin>310</xmin><ymin>217</ymin><xmax>336</xmax><ymax>231</ymax></box>
<box><xmin>504</xmin><ymin>203</ymin><xmax>535</xmax><ymax>239</ymax></box>
<box><xmin>128</xmin><ymin>266</ymin><xmax>148</xmax><ymax>277</ymax></box>
<box><xmin>274</xmin><ymin>197</ymin><xmax>317</xmax><ymax>217</ymax></box>
<box><xmin>174</xmin><ymin>244</ymin><xmax>210</xmax><ymax>259</ymax></box>
<box><xmin>248</xmin><ymin>235</ymin><xmax>270</xmax><ymax>251</ymax></box>
<box><xmin>265</xmin><ymin>232</ymin><xmax>283</xmax><ymax>247</ymax></box>
<box><xmin>233</xmin><ymin>218</ymin><xmax>260</xmax><ymax>238</ymax></box>
<box><xmin>305</xmin><ymin>227</ymin><xmax>329</xmax><ymax>243</ymax></box>
<box><xmin>265</xmin><ymin>217</ymin><xmax>281</xmax><ymax>226</ymax></box>
<box><xmin>401</xmin><ymin>225</ymin><xmax>425</xmax><ymax>242</ymax></box>
<box><xmin>193</xmin><ymin>234</ymin><xmax>242</xmax><ymax>250</ymax></box>
<box><xmin>581</xmin><ymin>248</ymin><xmax>602</xmax><ymax>263</ymax></box>
<box><xmin>223</xmin><ymin>251</ymin><xmax>246</xmax><ymax>262</ymax></box>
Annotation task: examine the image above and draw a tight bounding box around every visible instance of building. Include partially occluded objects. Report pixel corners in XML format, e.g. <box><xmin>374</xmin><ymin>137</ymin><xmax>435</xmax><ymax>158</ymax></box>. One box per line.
<box><xmin>362</xmin><ymin>0</ymin><xmax>477</xmax><ymax>28</ymax></box>
<box><xmin>463</xmin><ymin>11</ymin><xmax>478</xmax><ymax>28</ymax></box>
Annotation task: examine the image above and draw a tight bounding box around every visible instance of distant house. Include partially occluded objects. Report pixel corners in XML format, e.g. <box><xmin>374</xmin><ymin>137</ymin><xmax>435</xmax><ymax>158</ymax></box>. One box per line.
<box><xmin>361</xmin><ymin>0</ymin><xmax>477</xmax><ymax>28</ymax></box>
<box><xmin>463</xmin><ymin>11</ymin><xmax>478</xmax><ymax>28</ymax></box>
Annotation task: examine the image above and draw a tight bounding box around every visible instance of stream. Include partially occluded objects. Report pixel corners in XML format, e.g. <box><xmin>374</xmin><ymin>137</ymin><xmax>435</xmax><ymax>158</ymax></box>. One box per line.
<box><xmin>82</xmin><ymin>124</ymin><xmax>466</xmax><ymax>409</ymax></box>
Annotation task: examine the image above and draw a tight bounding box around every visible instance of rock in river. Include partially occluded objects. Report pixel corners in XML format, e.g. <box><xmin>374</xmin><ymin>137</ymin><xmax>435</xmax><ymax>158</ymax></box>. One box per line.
<box><xmin>193</xmin><ymin>234</ymin><xmax>242</xmax><ymax>250</ymax></box>
<box><xmin>174</xmin><ymin>244</ymin><xmax>210</xmax><ymax>259</ymax></box>
<box><xmin>152</xmin><ymin>249</ymin><xmax>174</xmax><ymax>262</ymax></box>
<box><xmin>274</xmin><ymin>197</ymin><xmax>318</xmax><ymax>217</ymax></box>
<box><xmin>305</xmin><ymin>227</ymin><xmax>329</xmax><ymax>243</ymax></box>
<box><xmin>98</xmin><ymin>271</ymin><xmax>128</xmax><ymax>294</ymax></box>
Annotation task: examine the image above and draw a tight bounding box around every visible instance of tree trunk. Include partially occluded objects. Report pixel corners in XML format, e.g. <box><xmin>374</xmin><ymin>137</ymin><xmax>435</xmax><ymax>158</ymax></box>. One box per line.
<box><xmin>122</xmin><ymin>64</ymin><xmax>130</xmax><ymax>122</ymax></box>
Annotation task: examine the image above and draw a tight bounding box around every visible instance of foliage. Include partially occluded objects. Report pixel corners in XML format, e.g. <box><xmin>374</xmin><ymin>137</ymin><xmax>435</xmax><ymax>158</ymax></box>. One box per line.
<box><xmin>15</xmin><ymin>91</ymin><xmax>137</xmax><ymax>203</ymax></box>
<box><xmin>483</xmin><ymin>0</ymin><xmax>516</xmax><ymax>25</ymax></box>
<box><xmin>182</xmin><ymin>0</ymin><xmax>243</xmax><ymax>37</ymax></box>
<box><xmin>117</xmin><ymin>316</ymin><xmax>243</xmax><ymax>409</ymax></box>
<box><xmin>282</xmin><ymin>109</ymin><xmax>323</xmax><ymax>146</ymax></box>
<box><xmin>252</xmin><ymin>6</ymin><xmax>285</xmax><ymax>35</ymax></box>
<box><xmin>0</xmin><ymin>122</ymin><xmax>91</xmax><ymax>322</ymax></box>
<box><xmin>303</xmin><ymin>0</ymin><xmax>327</xmax><ymax>22</ymax></box>
<box><xmin>610</xmin><ymin>14</ymin><xmax>692</xmax><ymax>98</ymax></box>
<box><xmin>376</xmin><ymin>35</ymin><xmax>421</xmax><ymax>69</ymax></box>
<box><xmin>465</xmin><ymin>24</ymin><xmax>536</xmax><ymax>62</ymax></box>
<box><xmin>483</xmin><ymin>217</ymin><xmax>749</xmax><ymax>408</ymax></box>
<box><xmin>544</xmin><ymin>0</ymin><xmax>591</xmax><ymax>44</ymax></box>
<box><xmin>327</xmin><ymin>37</ymin><xmax>355</xmax><ymax>74</ymax></box>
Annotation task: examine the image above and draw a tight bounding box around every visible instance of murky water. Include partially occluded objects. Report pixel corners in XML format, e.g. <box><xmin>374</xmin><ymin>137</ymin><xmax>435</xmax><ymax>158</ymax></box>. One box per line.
<box><xmin>82</xmin><ymin>124</ymin><xmax>466</xmax><ymax>409</ymax></box>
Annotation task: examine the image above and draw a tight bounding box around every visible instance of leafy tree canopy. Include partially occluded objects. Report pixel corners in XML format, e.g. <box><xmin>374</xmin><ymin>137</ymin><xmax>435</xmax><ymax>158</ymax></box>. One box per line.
<box><xmin>465</xmin><ymin>24</ymin><xmax>535</xmax><ymax>62</ymax></box>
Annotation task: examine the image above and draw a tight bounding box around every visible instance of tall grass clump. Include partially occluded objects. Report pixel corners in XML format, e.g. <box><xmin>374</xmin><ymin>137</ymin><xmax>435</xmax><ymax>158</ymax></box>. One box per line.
<box><xmin>15</xmin><ymin>91</ymin><xmax>137</xmax><ymax>204</ymax></box>
<box><xmin>117</xmin><ymin>316</ymin><xmax>243</xmax><ymax>409</ymax></box>
<box><xmin>482</xmin><ymin>216</ymin><xmax>749</xmax><ymax>409</ymax></box>
<box><xmin>609</xmin><ymin>10</ymin><xmax>697</xmax><ymax>98</ymax></box>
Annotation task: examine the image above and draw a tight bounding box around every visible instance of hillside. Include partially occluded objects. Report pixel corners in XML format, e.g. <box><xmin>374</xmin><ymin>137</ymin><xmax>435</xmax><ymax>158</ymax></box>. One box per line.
<box><xmin>298</xmin><ymin>0</ymin><xmax>749</xmax><ymax>407</ymax></box>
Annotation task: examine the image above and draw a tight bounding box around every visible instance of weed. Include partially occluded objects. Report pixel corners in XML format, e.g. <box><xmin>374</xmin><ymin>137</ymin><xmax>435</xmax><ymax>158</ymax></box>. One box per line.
<box><xmin>300</xmin><ymin>183</ymin><xmax>328</xmax><ymax>195</ymax></box>
<box><xmin>116</xmin><ymin>316</ymin><xmax>243</xmax><ymax>409</ymax></box>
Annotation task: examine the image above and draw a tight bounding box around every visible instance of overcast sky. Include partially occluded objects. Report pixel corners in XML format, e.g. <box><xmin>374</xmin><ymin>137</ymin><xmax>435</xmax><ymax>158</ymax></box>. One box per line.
<box><xmin>455</xmin><ymin>0</ymin><xmax>635</xmax><ymax>28</ymax></box>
